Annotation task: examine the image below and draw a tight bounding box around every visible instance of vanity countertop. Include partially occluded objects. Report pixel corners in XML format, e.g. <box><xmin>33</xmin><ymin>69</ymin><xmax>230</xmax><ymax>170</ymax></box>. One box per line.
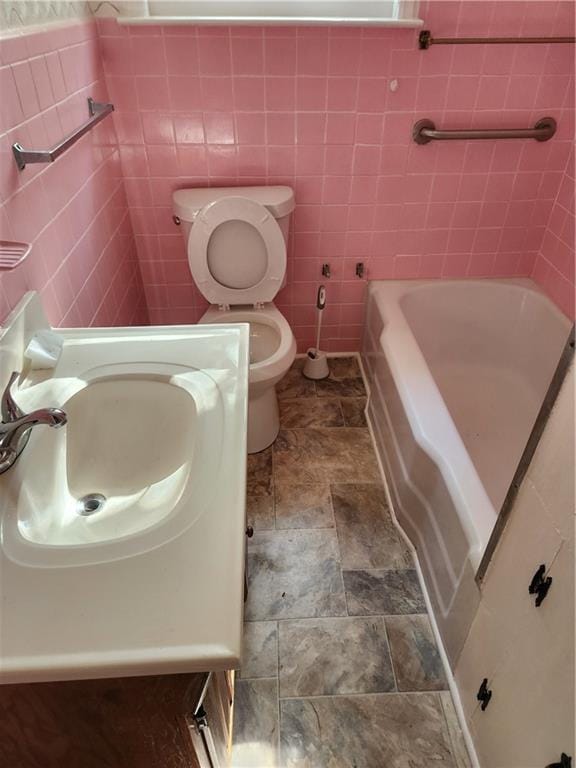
<box><xmin>0</xmin><ymin>294</ymin><xmax>249</xmax><ymax>684</ymax></box>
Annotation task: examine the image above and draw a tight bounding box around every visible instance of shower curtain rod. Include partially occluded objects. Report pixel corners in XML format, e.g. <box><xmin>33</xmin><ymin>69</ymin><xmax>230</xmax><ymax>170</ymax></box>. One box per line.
<box><xmin>419</xmin><ymin>29</ymin><xmax>576</xmax><ymax>49</ymax></box>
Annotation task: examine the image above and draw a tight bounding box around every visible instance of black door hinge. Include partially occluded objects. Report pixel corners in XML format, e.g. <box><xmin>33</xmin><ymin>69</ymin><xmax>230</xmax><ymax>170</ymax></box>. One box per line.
<box><xmin>546</xmin><ymin>753</ymin><xmax>572</xmax><ymax>768</ymax></box>
<box><xmin>529</xmin><ymin>564</ymin><xmax>553</xmax><ymax>606</ymax></box>
<box><xmin>476</xmin><ymin>678</ymin><xmax>492</xmax><ymax>711</ymax></box>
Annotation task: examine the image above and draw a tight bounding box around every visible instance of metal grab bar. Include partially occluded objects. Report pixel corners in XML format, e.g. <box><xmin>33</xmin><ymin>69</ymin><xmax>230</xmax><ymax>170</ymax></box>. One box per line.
<box><xmin>413</xmin><ymin>117</ymin><xmax>557</xmax><ymax>145</ymax></box>
<box><xmin>419</xmin><ymin>30</ymin><xmax>576</xmax><ymax>49</ymax></box>
<box><xmin>12</xmin><ymin>98</ymin><xmax>114</xmax><ymax>171</ymax></box>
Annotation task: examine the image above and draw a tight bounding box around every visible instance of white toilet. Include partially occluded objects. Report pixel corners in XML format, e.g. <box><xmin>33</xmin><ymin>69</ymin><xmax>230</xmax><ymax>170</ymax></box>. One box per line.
<box><xmin>172</xmin><ymin>186</ymin><xmax>297</xmax><ymax>454</ymax></box>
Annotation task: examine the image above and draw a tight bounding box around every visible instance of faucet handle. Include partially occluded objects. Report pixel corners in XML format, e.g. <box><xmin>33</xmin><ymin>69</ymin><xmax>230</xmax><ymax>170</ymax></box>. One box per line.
<box><xmin>1</xmin><ymin>372</ymin><xmax>25</xmax><ymax>423</ymax></box>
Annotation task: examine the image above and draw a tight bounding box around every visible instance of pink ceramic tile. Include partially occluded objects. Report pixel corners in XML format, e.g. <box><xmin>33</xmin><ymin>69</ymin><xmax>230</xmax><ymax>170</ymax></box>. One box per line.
<box><xmin>138</xmin><ymin>76</ymin><xmax>171</xmax><ymax>110</ymax></box>
<box><xmin>442</xmin><ymin>253</ymin><xmax>471</xmax><ymax>277</ymax></box>
<box><xmin>174</xmin><ymin>112</ymin><xmax>205</xmax><ymax>144</ymax></box>
<box><xmin>11</xmin><ymin>60</ymin><xmax>40</xmax><ymax>118</ymax></box>
<box><xmin>415</xmin><ymin>76</ymin><xmax>447</xmax><ymax>112</ymax></box>
<box><xmin>201</xmin><ymin>77</ymin><xmax>234</xmax><ymax>110</ymax></box>
<box><xmin>295</xmin><ymin>77</ymin><xmax>326</xmax><ymax>111</ymax></box>
<box><xmin>451</xmin><ymin>46</ymin><xmax>485</xmax><ymax>76</ymax></box>
<box><xmin>264</xmin><ymin>77</ymin><xmax>294</xmax><ymax>112</ymax></box>
<box><xmin>29</xmin><ymin>56</ymin><xmax>54</xmax><ymax>111</ymax></box>
<box><xmin>328</xmin><ymin>37</ymin><xmax>361</xmax><ymax>76</ymax></box>
<box><xmin>323</xmin><ymin>177</ymin><xmax>351</xmax><ymax>205</ymax></box>
<box><xmin>106</xmin><ymin>75</ymin><xmax>138</xmax><ymax>110</ymax></box>
<box><xmin>264</xmin><ymin>37</ymin><xmax>296</xmax><ymax>76</ymax></box>
<box><xmin>325</xmin><ymin>146</ymin><xmax>353</xmax><ymax>176</ymax></box>
<box><xmin>295</xmin><ymin>146</ymin><xmax>325</xmax><ymax>176</ymax></box>
<box><xmin>0</xmin><ymin>66</ymin><xmax>24</xmax><ymax>131</ymax></box>
<box><xmin>168</xmin><ymin>76</ymin><xmax>202</xmax><ymax>111</ymax></box>
<box><xmin>325</xmin><ymin>113</ymin><xmax>356</xmax><ymax>145</ymax></box>
<box><xmin>165</xmin><ymin>36</ymin><xmax>199</xmax><ymax>75</ymax></box>
<box><xmin>231</xmin><ymin>37</ymin><xmax>264</xmax><ymax>75</ymax></box>
<box><xmin>142</xmin><ymin>113</ymin><xmax>175</xmax><ymax>144</ymax></box>
<box><xmin>446</xmin><ymin>76</ymin><xmax>480</xmax><ymax>110</ymax></box>
<box><xmin>348</xmin><ymin>205</ymin><xmax>376</xmax><ymax>232</ymax></box>
<box><xmin>207</xmin><ymin>145</ymin><xmax>238</xmax><ymax>177</ymax></box>
<box><xmin>236</xmin><ymin>113</ymin><xmax>266</xmax><ymax>145</ymax></box>
<box><xmin>327</xmin><ymin>77</ymin><xmax>358</xmax><ymax>112</ymax></box>
<box><xmin>296</xmin><ymin>113</ymin><xmax>326</xmax><ymax>145</ymax></box>
<box><xmin>198</xmin><ymin>37</ymin><xmax>231</xmax><ymax>76</ymax></box>
<box><xmin>535</xmin><ymin>75</ymin><xmax>570</xmax><ymax>109</ymax></box>
<box><xmin>380</xmin><ymin>145</ymin><xmax>408</xmax><ymax>175</ymax></box>
<box><xmin>297</xmin><ymin>37</ymin><xmax>329</xmax><ymax>76</ymax></box>
<box><xmin>476</xmin><ymin>76</ymin><xmax>509</xmax><ymax>110</ymax></box>
<box><xmin>131</xmin><ymin>37</ymin><xmax>166</xmax><ymax>76</ymax></box>
<box><xmin>267</xmin><ymin>145</ymin><xmax>295</xmax><ymax>176</ymax></box>
<box><xmin>1</xmin><ymin>35</ymin><xmax>30</xmax><ymax>65</ymax></box>
<box><xmin>353</xmin><ymin>145</ymin><xmax>381</xmax><ymax>176</ymax></box>
<box><xmin>295</xmin><ymin>176</ymin><xmax>323</xmax><ymax>204</ymax></box>
<box><xmin>112</xmin><ymin>112</ymin><xmax>143</xmax><ymax>144</ymax></box>
<box><xmin>359</xmin><ymin>38</ymin><xmax>389</xmax><ymax>77</ymax></box>
<box><xmin>146</xmin><ymin>145</ymin><xmax>178</xmax><ymax>177</ymax></box>
<box><xmin>266</xmin><ymin>113</ymin><xmax>295</xmax><ymax>145</ymax></box>
<box><xmin>204</xmin><ymin>113</ymin><xmax>236</xmax><ymax>145</ymax></box>
<box><xmin>350</xmin><ymin>177</ymin><xmax>378</xmax><ymax>204</ymax></box>
<box><xmin>234</xmin><ymin>77</ymin><xmax>265</xmax><ymax>110</ymax></box>
<box><xmin>354</xmin><ymin>113</ymin><xmax>383</xmax><ymax>145</ymax></box>
<box><xmin>100</xmin><ymin>36</ymin><xmax>133</xmax><ymax>76</ymax></box>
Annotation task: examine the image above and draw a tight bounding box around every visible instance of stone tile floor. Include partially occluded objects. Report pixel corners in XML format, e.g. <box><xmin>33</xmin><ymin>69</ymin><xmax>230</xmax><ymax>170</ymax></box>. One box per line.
<box><xmin>232</xmin><ymin>358</ymin><xmax>471</xmax><ymax>768</ymax></box>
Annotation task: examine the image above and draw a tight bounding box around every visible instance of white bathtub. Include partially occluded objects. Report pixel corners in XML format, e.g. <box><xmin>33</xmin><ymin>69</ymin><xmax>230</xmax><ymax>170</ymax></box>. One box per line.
<box><xmin>362</xmin><ymin>278</ymin><xmax>571</xmax><ymax>666</ymax></box>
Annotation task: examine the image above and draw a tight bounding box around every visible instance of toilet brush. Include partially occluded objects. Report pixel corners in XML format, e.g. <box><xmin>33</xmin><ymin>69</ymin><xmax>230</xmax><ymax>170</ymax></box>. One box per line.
<box><xmin>303</xmin><ymin>285</ymin><xmax>330</xmax><ymax>380</ymax></box>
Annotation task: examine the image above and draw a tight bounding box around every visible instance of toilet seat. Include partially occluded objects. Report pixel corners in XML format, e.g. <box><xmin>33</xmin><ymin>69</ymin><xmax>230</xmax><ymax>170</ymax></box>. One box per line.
<box><xmin>188</xmin><ymin>196</ymin><xmax>287</xmax><ymax>307</ymax></box>
<box><xmin>200</xmin><ymin>303</ymin><xmax>295</xmax><ymax>385</ymax></box>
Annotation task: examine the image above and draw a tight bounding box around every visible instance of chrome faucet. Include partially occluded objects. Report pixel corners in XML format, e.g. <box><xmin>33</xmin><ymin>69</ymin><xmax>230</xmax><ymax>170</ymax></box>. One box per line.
<box><xmin>0</xmin><ymin>371</ymin><xmax>67</xmax><ymax>474</ymax></box>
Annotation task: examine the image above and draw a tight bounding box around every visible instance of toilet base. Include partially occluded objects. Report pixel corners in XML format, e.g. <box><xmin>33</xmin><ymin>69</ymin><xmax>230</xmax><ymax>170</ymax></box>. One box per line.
<box><xmin>248</xmin><ymin>385</ymin><xmax>280</xmax><ymax>454</ymax></box>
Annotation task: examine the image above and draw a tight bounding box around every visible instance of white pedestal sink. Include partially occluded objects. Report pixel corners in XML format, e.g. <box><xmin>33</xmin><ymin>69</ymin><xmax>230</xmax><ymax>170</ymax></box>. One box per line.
<box><xmin>0</xmin><ymin>293</ymin><xmax>249</xmax><ymax>683</ymax></box>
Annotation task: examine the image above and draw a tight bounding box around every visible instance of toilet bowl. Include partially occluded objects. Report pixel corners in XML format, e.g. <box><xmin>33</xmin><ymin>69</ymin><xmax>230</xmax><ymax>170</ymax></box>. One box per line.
<box><xmin>172</xmin><ymin>186</ymin><xmax>297</xmax><ymax>453</ymax></box>
<box><xmin>200</xmin><ymin>303</ymin><xmax>296</xmax><ymax>452</ymax></box>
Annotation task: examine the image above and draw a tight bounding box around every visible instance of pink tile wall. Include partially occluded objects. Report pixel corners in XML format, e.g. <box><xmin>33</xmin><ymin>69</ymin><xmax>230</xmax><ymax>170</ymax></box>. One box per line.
<box><xmin>533</xmin><ymin>145</ymin><xmax>575</xmax><ymax>318</ymax></box>
<box><xmin>0</xmin><ymin>21</ymin><xmax>148</xmax><ymax>328</ymax></box>
<box><xmin>97</xmin><ymin>0</ymin><xmax>574</xmax><ymax>350</ymax></box>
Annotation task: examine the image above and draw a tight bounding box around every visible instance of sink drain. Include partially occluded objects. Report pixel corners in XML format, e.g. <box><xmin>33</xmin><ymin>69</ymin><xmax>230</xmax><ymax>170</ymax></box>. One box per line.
<box><xmin>77</xmin><ymin>493</ymin><xmax>106</xmax><ymax>517</ymax></box>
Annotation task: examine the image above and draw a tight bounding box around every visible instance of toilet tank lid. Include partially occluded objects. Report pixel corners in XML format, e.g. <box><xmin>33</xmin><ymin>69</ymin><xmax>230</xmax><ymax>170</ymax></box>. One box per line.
<box><xmin>173</xmin><ymin>186</ymin><xmax>294</xmax><ymax>222</ymax></box>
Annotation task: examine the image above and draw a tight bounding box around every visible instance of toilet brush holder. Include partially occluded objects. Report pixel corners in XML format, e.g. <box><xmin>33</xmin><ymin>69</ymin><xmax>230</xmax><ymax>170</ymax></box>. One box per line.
<box><xmin>303</xmin><ymin>285</ymin><xmax>329</xmax><ymax>380</ymax></box>
<box><xmin>303</xmin><ymin>348</ymin><xmax>330</xmax><ymax>380</ymax></box>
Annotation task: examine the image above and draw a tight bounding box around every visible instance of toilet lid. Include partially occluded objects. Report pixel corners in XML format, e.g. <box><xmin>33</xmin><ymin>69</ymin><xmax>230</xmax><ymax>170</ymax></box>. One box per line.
<box><xmin>188</xmin><ymin>196</ymin><xmax>287</xmax><ymax>306</ymax></box>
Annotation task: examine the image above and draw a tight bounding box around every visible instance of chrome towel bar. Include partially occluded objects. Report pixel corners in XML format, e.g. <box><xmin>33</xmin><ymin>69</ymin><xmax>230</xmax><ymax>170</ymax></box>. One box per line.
<box><xmin>12</xmin><ymin>98</ymin><xmax>114</xmax><ymax>171</ymax></box>
<box><xmin>413</xmin><ymin>117</ymin><xmax>557</xmax><ymax>145</ymax></box>
<box><xmin>419</xmin><ymin>30</ymin><xmax>576</xmax><ymax>49</ymax></box>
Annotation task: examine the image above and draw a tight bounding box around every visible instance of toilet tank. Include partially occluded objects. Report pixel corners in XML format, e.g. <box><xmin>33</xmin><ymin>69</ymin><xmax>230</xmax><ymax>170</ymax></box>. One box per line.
<box><xmin>172</xmin><ymin>186</ymin><xmax>295</xmax><ymax>245</ymax></box>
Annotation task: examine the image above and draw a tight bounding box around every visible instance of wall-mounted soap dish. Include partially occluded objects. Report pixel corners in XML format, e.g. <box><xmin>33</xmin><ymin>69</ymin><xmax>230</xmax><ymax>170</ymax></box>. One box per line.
<box><xmin>0</xmin><ymin>241</ymin><xmax>31</xmax><ymax>270</ymax></box>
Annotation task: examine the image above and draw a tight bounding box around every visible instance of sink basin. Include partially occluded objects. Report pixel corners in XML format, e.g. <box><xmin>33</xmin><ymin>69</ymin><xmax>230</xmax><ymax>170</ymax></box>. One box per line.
<box><xmin>14</xmin><ymin>368</ymin><xmax>209</xmax><ymax>551</ymax></box>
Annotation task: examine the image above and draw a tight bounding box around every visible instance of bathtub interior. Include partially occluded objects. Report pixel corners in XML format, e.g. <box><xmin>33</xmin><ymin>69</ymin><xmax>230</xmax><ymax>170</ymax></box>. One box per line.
<box><xmin>400</xmin><ymin>281</ymin><xmax>571</xmax><ymax>512</ymax></box>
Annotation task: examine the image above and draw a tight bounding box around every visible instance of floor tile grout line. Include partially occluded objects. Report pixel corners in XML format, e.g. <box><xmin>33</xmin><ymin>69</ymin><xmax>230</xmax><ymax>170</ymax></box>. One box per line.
<box><xmin>277</xmin><ymin>689</ymin><xmax>450</xmax><ymax>701</ymax></box>
<box><xmin>237</xmin><ymin>677</ymin><xmax>450</xmax><ymax>696</ymax></box>
<box><xmin>341</xmin><ymin>566</ymin><xmax>420</xmax><ymax>573</ymax></box>
<box><xmin>243</xmin><ymin>611</ymin><xmax>433</xmax><ymax>624</ymax></box>
<box><xmin>328</xmin><ymin>481</ymin><xmax>351</xmax><ymax>617</ymax></box>
<box><xmin>275</xmin><ymin>618</ymin><xmax>281</xmax><ymax>766</ymax></box>
<box><xmin>235</xmin><ymin>677</ymin><xmax>449</xmax><ymax>696</ymax></box>
<box><xmin>380</xmin><ymin>614</ymin><xmax>400</xmax><ymax>693</ymax></box>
